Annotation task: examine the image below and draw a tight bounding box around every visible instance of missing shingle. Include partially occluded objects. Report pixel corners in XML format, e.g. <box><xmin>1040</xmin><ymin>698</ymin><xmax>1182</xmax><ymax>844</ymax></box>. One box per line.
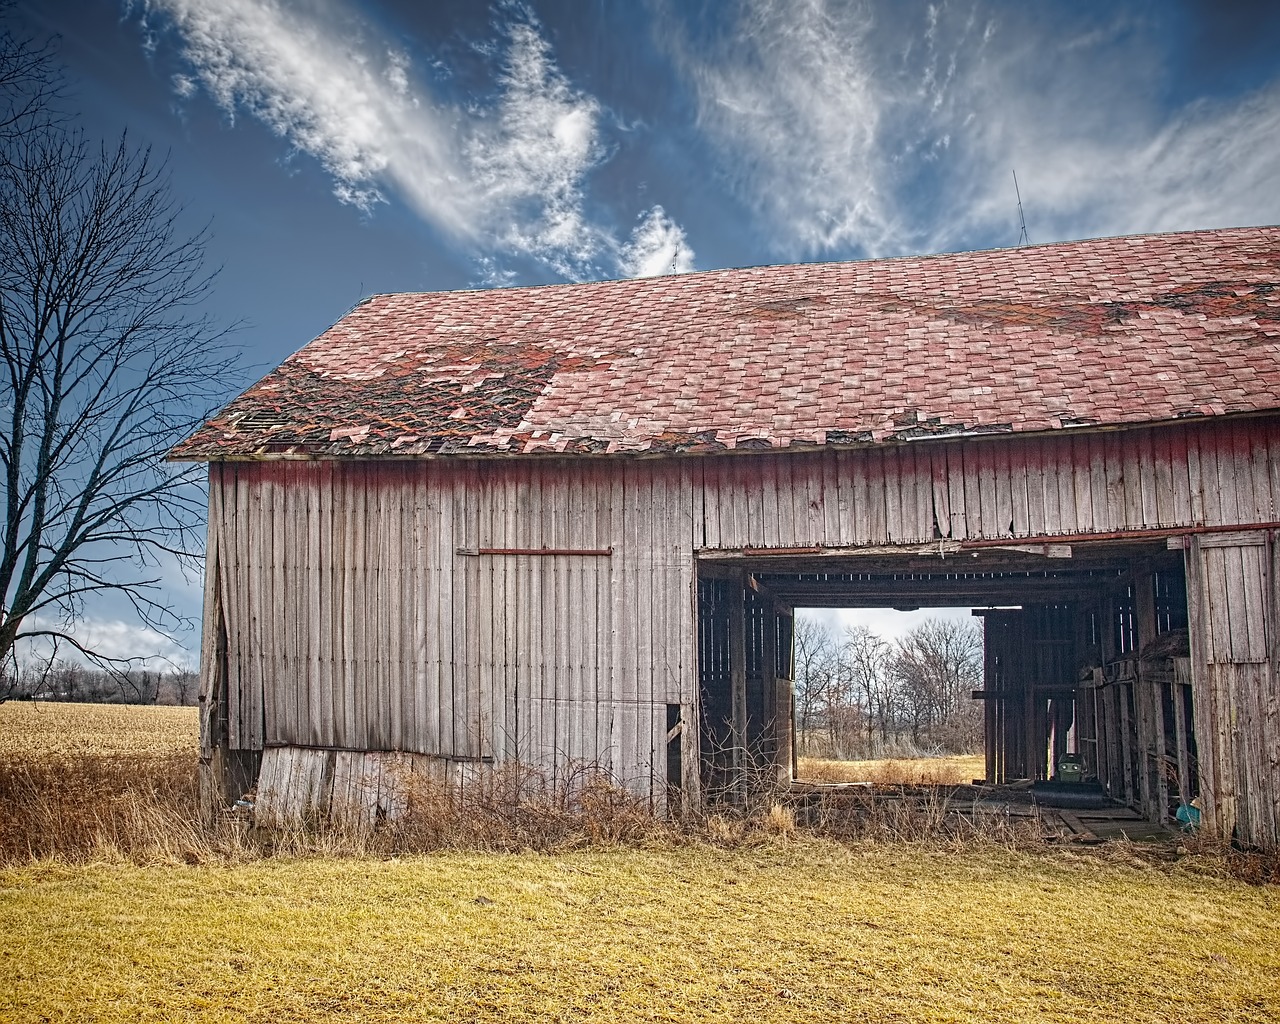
<box><xmin>745</xmin><ymin>294</ymin><xmax>825</xmax><ymax>320</ymax></box>
<box><xmin>235</xmin><ymin>409</ymin><xmax>290</xmax><ymax>431</ymax></box>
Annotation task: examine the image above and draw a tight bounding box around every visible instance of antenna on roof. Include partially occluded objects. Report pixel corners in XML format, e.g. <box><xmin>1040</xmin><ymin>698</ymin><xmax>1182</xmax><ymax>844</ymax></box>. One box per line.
<box><xmin>1013</xmin><ymin>169</ymin><xmax>1030</xmax><ymax>246</ymax></box>
<box><xmin>671</xmin><ymin>243</ymin><xmax>680</xmax><ymax>275</ymax></box>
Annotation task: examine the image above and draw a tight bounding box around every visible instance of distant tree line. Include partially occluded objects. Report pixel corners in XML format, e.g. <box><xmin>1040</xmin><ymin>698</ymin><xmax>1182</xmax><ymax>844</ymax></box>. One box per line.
<box><xmin>794</xmin><ymin>615</ymin><xmax>984</xmax><ymax>759</ymax></box>
<box><xmin>1</xmin><ymin>659</ymin><xmax>197</xmax><ymax>705</ymax></box>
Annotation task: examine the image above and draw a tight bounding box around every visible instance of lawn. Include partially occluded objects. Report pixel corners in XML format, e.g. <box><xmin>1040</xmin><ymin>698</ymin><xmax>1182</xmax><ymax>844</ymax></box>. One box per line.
<box><xmin>2</xmin><ymin>841</ymin><xmax>1278</xmax><ymax>1024</ymax></box>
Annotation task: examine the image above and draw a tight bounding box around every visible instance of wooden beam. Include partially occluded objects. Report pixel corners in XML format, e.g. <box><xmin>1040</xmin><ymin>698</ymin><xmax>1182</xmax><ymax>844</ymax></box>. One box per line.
<box><xmin>727</xmin><ymin>573</ymin><xmax>748</xmax><ymax>804</ymax></box>
<box><xmin>455</xmin><ymin>546</ymin><xmax>612</xmax><ymax>556</ymax></box>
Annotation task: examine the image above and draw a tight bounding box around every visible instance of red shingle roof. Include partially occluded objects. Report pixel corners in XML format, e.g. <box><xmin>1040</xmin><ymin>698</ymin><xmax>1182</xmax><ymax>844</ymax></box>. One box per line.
<box><xmin>172</xmin><ymin>226</ymin><xmax>1280</xmax><ymax>460</ymax></box>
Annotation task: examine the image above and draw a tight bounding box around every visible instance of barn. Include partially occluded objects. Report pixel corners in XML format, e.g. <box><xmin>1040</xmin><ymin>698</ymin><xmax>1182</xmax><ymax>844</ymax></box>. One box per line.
<box><xmin>173</xmin><ymin>225</ymin><xmax>1280</xmax><ymax>848</ymax></box>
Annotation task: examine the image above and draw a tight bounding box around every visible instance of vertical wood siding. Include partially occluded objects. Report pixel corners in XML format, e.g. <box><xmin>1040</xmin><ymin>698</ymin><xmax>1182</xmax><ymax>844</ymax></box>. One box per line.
<box><xmin>207</xmin><ymin>458</ymin><xmax>696</xmax><ymax>797</ymax></box>
<box><xmin>203</xmin><ymin>416</ymin><xmax>1280</xmax><ymax>826</ymax></box>
<box><xmin>694</xmin><ymin>419</ymin><xmax>1280</xmax><ymax>549</ymax></box>
<box><xmin>1186</xmin><ymin>531</ymin><xmax>1280</xmax><ymax>848</ymax></box>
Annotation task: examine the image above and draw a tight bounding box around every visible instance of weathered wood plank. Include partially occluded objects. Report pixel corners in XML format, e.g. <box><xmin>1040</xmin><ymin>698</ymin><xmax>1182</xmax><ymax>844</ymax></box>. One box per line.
<box><xmin>463</xmin><ymin>462</ymin><xmax>484</xmax><ymax>758</ymax></box>
<box><xmin>822</xmin><ymin>451</ymin><xmax>843</xmax><ymax>546</ymax></box>
<box><xmin>1121</xmin><ymin>431</ymin><xmax>1144</xmax><ymax>530</ymax></box>
<box><xmin>976</xmin><ymin>443</ymin><xmax>998</xmax><ymax>538</ymax></box>
<box><xmin>382</xmin><ymin>467</ymin><xmax>403</xmax><ymax>751</ymax></box>
<box><xmin>1006</xmin><ymin>436</ymin><xmax>1031</xmax><ymax>537</ymax></box>
<box><xmin>930</xmin><ymin>448</ymin><xmax>952</xmax><ymax>540</ymax></box>
<box><xmin>852</xmin><ymin>449</ymin><xmax>874</xmax><ymax>543</ymax></box>
<box><xmin>700</xmin><ymin>458</ymin><xmax>720</xmax><ymax>550</ymax></box>
<box><xmin>884</xmin><ymin>447</ymin><xmax>906</xmax><ymax>544</ymax></box>
<box><xmin>475</xmin><ymin>466</ymin><xmax>497</xmax><ymax>762</ymax></box>
<box><xmin>867</xmin><ymin>448</ymin><xmax>888</xmax><ymax>544</ymax></box>
<box><xmin>1198</xmin><ymin>428</ymin><xmax>1226</xmax><ymax>528</ymax></box>
<box><xmin>993</xmin><ymin>438</ymin><xmax>1014</xmax><ymax>538</ymax></box>
<box><xmin>1236</xmin><ymin>544</ymin><xmax>1267</xmax><ymax>663</ymax></box>
<box><xmin>946</xmin><ymin>442</ymin><xmax>968</xmax><ymax>541</ymax></box>
<box><xmin>908</xmin><ymin>445</ymin><xmax>933</xmax><ymax>543</ymax></box>
<box><xmin>1070</xmin><ymin>433</ymin><xmax>1092</xmax><ymax>536</ymax></box>
<box><xmin>1136</xmin><ymin>429</ymin><xmax>1159</xmax><ymax>531</ymax></box>
<box><xmin>1151</xmin><ymin>427</ymin><xmax>1176</xmax><ymax>527</ymax></box>
<box><xmin>761</xmin><ymin>457</ymin><xmax>781</xmax><ymax>548</ymax></box>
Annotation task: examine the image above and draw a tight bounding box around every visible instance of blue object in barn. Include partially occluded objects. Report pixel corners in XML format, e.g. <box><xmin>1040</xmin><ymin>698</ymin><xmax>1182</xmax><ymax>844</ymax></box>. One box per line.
<box><xmin>1176</xmin><ymin>800</ymin><xmax>1202</xmax><ymax>831</ymax></box>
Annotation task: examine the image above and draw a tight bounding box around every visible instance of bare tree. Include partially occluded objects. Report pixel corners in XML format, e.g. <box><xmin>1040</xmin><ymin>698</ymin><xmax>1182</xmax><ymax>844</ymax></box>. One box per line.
<box><xmin>0</xmin><ymin>14</ymin><xmax>236</xmax><ymax>695</ymax></box>
<box><xmin>892</xmin><ymin>617</ymin><xmax>983</xmax><ymax>750</ymax></box>
<box><xmin>843</xmin><ymin>624</ymin><xmax>891</xmax><ymax>754</ymax></box>
<box><xmin>168</xmin><ymin>668</ymin><xmax>197</xmax><ymax>705</ymax></box>
<box><xmin>792</xmin><ymin>616</ymin><xmax>838</xmax><ymax>752</ymax></box>
<box><xmin>0</xmin><ymin>2</ymin><xmax>58</xmax><ymax>152</ymax></box>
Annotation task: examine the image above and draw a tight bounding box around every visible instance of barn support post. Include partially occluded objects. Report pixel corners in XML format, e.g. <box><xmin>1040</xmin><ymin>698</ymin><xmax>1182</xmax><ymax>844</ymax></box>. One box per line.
<box><xmin>1132</xmin><ymin>559</ymin><xmax>1166</xmax><ymax>822</ymax></box>
<box><xmin>759</xmin><ymin>590</ymin><xmax>779</xmax><ymax>782</ymax></box>
<box><xmin>982</xmin><ymin>621</ymin><xmax>998</xmax><ymax>784</ymax></box>
<box><xmin>773</xmin><ymin>606</ymin><xmax>795</xmax><ymax>788</ymax></box>
<box><xmin>727</xmin><ymin>571</ymin><xmax>748</xmax><ymax>804</ymax></box>
<box><xmin>1185</xmin><ymin>534</ymin><xmax>1227</xmax><ymax>838</ymax></box>
<box><xmin>681</xmin><ymin>560</ymin><xmax>703</xmax><ymax>815</ymax></box>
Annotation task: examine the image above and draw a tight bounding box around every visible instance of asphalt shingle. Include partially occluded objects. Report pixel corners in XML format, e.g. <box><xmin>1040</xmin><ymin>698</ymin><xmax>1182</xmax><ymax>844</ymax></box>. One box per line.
<box><xmin>172</xmin><ymin>226</ymin><xmax>1280</xmax><ymax>460</ymax></box>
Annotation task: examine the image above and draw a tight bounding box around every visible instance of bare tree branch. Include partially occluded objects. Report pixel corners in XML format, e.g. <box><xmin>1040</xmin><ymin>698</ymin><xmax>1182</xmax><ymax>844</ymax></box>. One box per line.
<box><xmin>0</xmin><ymin>10</ymin><xmax>239</xmax><ymax>694</ymax></box>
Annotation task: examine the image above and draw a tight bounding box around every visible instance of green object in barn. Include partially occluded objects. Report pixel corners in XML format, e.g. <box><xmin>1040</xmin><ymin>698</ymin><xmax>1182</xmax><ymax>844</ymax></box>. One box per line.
<box><xmin>1056</xmin><ymin>754</ymin><xmax>1083</xmax><ymax>783</ymax></box>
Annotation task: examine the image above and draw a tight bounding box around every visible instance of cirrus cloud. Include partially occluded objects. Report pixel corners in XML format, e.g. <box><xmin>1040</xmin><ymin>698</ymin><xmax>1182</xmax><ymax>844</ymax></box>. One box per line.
<box><xmin>133</xmin><ymin>0</ymin><xmax>696</xmax><ymax>280</ymax></box>
<box><xmin>665</xmin><ymin>0</ymin><xmax>1280</xmax><ymax>258</ymax></box>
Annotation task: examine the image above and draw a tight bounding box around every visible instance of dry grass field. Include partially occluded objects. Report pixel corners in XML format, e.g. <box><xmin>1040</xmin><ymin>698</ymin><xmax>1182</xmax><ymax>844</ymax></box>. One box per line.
<box><xmin>3</xmin><ymin>704</ymin><xmax>1279</xmax><ymax>1022</ymax></box>
<box><xmin>798</xmin><ymin>754</ymin><xmax>986</xmax><ymax>785</ymax></box>
<box><xmin>0</xmin><ymin>700</ymin><xmax>197</xmax><ymax>757</ymax></box>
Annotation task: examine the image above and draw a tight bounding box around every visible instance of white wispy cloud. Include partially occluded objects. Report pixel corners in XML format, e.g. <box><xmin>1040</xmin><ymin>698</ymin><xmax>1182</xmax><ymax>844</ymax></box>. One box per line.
<box><xmin>138</xmin><ymin>0</ymin><xmax>476</xmax><ymax>235</ymax></box>
<box><xmin>618</xmin><ymin>205</ymin><xmax>694</xmax><ymax>278</ymax></box>
<box><xmin>466</xmin><ymin>15</ymin><xmax>609</xmax><ymax>278</ymax></box>
<box><xmin>18</xmin><ymin>615</ymin><xmax>197</xmax><ymax>671</ymax></box>
<box><xmin>678</xmin><ymin>0</ymin><xmax>899</xmax><ymax>254</ymax></box>
<box><xmin>135</xmin><ymin>0</ymin><xmax>694</xmax><ymax>280</ymax></box>
<box><xmin>937</xmin><ymin>21</ymin><xmax>1280</xmax><ymax>250</ymax></box>
<box><xmin>670</xmin><ymin>0</ymin><xmax>1280</xmax><ymax>257</ymax></box>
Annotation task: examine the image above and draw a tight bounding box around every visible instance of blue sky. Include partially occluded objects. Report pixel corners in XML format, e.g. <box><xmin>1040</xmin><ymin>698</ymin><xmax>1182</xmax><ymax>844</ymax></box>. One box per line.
<box><xmin>11</xmin><ymin>0</ymin><xmax>1280</xmax><ymax>663</ymax></box>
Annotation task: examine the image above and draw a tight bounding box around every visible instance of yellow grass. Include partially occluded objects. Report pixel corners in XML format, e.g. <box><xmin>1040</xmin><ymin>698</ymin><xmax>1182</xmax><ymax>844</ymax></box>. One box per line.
<box><xmin>0</xmin><ymin>701</ymin><xmax>197</xmax><ymax>757</ymax></box>
<box><xmin>3</xmin><ymin>841</ymin><xmax>1278</xmax><ymax>1023</ymax></box>
<box><xmin>798</xmin><ymin>754</ymin><xmax>986</xmax><ymax>785</ymax></box>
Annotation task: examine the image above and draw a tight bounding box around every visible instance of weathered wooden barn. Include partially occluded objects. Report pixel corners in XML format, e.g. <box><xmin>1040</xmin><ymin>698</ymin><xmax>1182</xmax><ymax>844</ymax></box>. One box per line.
<box><xmin>173</xmin><ymin>226</ymin><xmax>1280</xmax><ymax>847</ymax></box>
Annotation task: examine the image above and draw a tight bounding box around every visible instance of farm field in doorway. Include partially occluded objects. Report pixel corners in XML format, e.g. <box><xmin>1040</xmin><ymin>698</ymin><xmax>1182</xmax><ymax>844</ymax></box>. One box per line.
<box><xmin>797</xmin><ymin>753</ymin><xmax>986</xmax><ymax>785</ymax></box>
